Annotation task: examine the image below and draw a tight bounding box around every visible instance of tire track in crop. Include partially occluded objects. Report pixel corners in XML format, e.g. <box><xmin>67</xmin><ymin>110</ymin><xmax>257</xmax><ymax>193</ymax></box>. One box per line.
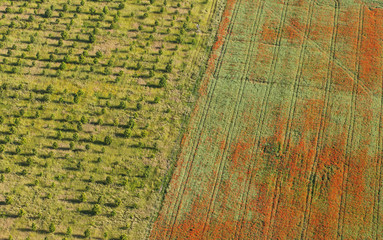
<box><xmin>300</xmin><ymin>1</ymin><xmax>339</xmax><ymax>239</ymax></box>
<box><xmin>200</xmin><ymin>0</ymin><xmax>265</xmax><ymax>236</ymax></box>
<box><xmin>264</xmin><ymin>0</ymin><xmax>316</xmax><ymax>237</ymax></box>
<box><xmin>207</xmin><ymin>0</ymin><xmax>219</xmax><ymax>30</ymax></box>
<box><xmin>188</xmin><ymin>0</ymin><xmax>220</xmax><ymax>75</ymax></box>
<box><xmin>185</xmin><ymin>0</ymin><xmax>219</xmax><ymax>81</ymax></box>
<box><xmin>370</xmin><ymin>7</ymin><xmax>383</xmax><ymax>238</ymax></box>
<box><xmin>262</xmin><ymin>2</ymin><xmax>373</xmax><ymax>98</ymax></box>
<box><xmin>164</xmin><ymin>0</ymin><xmax>243</xmax><ymax>238</ymax></box>
<box><xmin>372</xmin><ymin>49</ymin><xmax>383</xmax><ymax>240</ymax></box>
<box><xmin>336</xmin><ymin>5</ymin><xmax>363</xmax><ymax>239</ymax></box>
<box><xmin>282</xmin><ymin>0</ymin><xmax>316</xmax><ymax>153</ymax></box>
<box><xmin>233</xmin><ymin>0</ymin><xmax>291</xmax><ymax>238</ymax></box>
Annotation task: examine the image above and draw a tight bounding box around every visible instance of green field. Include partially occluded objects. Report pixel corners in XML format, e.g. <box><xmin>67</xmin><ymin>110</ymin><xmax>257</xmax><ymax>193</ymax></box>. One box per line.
<box><xmin>151</xmin><ymin>0</ymin><xmax>383</xmax><ymax>239</ymax></box>
<box><xmin>0</xmin><ymin>0</ymin><xmax>221</xmax><ymax>238</ymax></box>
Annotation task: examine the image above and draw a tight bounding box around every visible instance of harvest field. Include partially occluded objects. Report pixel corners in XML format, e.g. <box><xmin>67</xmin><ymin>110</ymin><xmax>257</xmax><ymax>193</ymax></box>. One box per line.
<box><xmin>0</xmin><ymin>0</ymin><xmax>223</xmax><ymax>239</ymax></box>
<box><xmin>151</xmin><ymin>0</ymin><xmax>383</xmax><ymax>238</ymax></box>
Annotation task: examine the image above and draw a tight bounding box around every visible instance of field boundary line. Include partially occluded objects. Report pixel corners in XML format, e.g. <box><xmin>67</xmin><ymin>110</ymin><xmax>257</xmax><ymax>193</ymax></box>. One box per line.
<box><xmin>148</xmin><ymin>0</ymin><xmax>228</xmax><ymax>236</ymax></box>
<box><xmin>374</xmin><ymin>48</ymin><xmax>383</xmax><ymax>240</ymax></box>
<box><xmin>368</xmin><ymin>3</ymin><xmax>383</xmax><ymax>238</ymax></box>
<box><xmin>164</xmin><ymin>0</ymin><xmax>243</xmax><ymax>237</ymax></box>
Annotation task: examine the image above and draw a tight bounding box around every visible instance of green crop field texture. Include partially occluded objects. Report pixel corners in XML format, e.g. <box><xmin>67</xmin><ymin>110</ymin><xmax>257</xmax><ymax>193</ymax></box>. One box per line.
<box><xmin>151</xmin><ymin>0</ymin><xmax>383</xmax><ymax>239</ymax></box>
<box><xmin>0</xmin><ymin>0</ymin><xmax>223</xmax><ymax>239</ymax></box>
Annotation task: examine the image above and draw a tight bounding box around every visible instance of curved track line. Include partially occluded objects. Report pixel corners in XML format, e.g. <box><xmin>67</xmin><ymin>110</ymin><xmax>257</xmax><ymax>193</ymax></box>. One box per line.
<box><xmin>263</xmin><ymin>1</ymin><xmax>374</xmax><ymax>98</ymax></box>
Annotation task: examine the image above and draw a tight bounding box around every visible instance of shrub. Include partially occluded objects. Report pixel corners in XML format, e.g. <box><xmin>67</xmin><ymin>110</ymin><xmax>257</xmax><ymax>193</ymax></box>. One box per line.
<box><xmin>141</xmin><ymin>130</ymin><xmax>148</xmax><ymax>138</ymax></box>
<box><xmin>18</xmin><ymin>208</ymin><xmax>25</xmax><ymax>217</ymax></box>
<box><xmin>59</xmin><ymin>62</ymin><xmax>67</xmax><ymax>70</ymax></box>
<box><xmin>104</xmin><ymin>136</ymin><xmax>112</xmax><ymax>145</ymax></box>
<box><xmin>84</xmin><ymin>229</ymin><xmax>91</xmax><ymax>238</ymax></box>
<box><xmin>5</xmin><ymin>196</ymin><xmax>13</xmax><ymax>205</ymax></box>
<box><xmin>105</xmin><ymin>176</ymin><xmax>112</xmax><ymax>185</ymax></box>
<box><xmin>92</xmin><ymin>204</ymin><xmax>101</xmax><ymax>215</ymax></box>
<box><xmin>74</xmin><ymin>94</ymin><xmax>79</xmax><ymax>103</ymax></box>
<box><xmin>26</xmin><ymin>158</ymin><xmax>33</xmax><ymax>166</ymax></box>
<box><xmin>103</xmin><ymin>6</ymin><xmax>109</xmax><ymax>14</ymax></box>
<box><xmin>159</xmin><ymin>76</ymin><xmax>167</xmax><ymax>87</ymax></box>
<box><xmin>165</xmin><ymin>62</ymin><xmax>172</xmax><ymax>73</ymax></box>
<box><xmin>44</xmin><ymin>9</ymin><xmax>52</xmax><ymax>18</ymax></box>
<box><xmin>49</xmin><ymin>223</ymin><xmax>56</xmax><ymax>233</ymax></box>
<box><xmin>136</xmin><ymin>62</ymin><xmax>142</xmax><ymax>70</ymax></box>
<box><xmin>56</xmin><ymin>131</ymin><xmax>62</xmax><ymax>140</ymax></box>
<box><xmin>46</xmin><ymin>84</ymin><xmax>53</xmax><ymax>93</ymax></box>
<box><xmin>114</xmin><ymin>198</ymin><xmax>122</xmax><ymax>207</ymax></box>
<box><xmin>89</xmin><ymin>34</ymin><xmax>96</xmax><ymax>43</ymax></box>
<box><xmin>123</xmin><ymin>129</ymin><xmax>132</xmax><ymax>138</ymax></box>
<box><xmin>73</xmin><ymin>133</ymin><xmax>79</xmax><ymax>142</ymax></box>
<box><xmin>120</xmin><ymin>234</ymin><xmax>128</xmax><ymax>240</ymax></box>
<box><xmin>136</xmin><ymin>102</ymin><xmax>142</xmax><ymax>111</ymax></box>
<box><xmin>80</xmin><ymin>116</ymin><xmax>87</xmax><ymax>124</ymax></box>
<box><xmin>66</xmin><ymin>227</ymin><xmax>72</xmax><ymax>236</ymax></box>
<box><xmin>79</xmin><ymin>192</ymin><xmax>86</xmax><ymax>202</ymax></box>
<box><xmin>119</xmin><ymin>101</ymin><xmax>126</xmax><ymax>109</ymax></box>
<box><xmin>15</xmin><ymin>146</ymin><xmax>21</xmax><ymax>154</ymax></box>
<box><xmin>118</xmin><ymin>3</ymin><xmax>125</xmax><ymax>9</ymax></box>
<box><xmin>31</xmin><ymin>223</ymin><xmax>37</xmax><ymax>231</ymax></box>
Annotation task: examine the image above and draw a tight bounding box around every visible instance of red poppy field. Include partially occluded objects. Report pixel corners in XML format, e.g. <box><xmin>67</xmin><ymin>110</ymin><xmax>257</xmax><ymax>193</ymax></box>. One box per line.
<box><xmin>150</xmin><ymin>0</ymin><xmax>383</xmax><ymax>239</ymax></box>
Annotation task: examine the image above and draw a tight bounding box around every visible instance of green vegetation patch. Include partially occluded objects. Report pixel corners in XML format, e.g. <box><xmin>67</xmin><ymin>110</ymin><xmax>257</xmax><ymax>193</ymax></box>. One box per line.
<box><xmin>0</xmin><ymin>0</ymin><xmax>219</xmax><ymax>238</ymax></box>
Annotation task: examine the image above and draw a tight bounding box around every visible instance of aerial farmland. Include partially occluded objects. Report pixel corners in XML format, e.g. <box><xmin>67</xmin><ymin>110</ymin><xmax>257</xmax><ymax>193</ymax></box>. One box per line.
<box><xmin>1</xmin><ymin>0</ymin><xmax>382</xmax><ymax>239</ymax></box>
